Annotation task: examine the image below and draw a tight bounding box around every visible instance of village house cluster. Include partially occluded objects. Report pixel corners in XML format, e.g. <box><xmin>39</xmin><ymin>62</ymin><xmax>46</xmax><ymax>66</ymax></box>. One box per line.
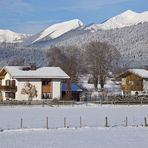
<box><xmin>0</xmin><ymin>65</ymin><xmax>148</xmax><ymax>102</ymax></box>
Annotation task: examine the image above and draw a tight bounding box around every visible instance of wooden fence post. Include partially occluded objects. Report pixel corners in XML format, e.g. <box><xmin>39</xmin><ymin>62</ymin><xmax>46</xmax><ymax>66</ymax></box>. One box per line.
<box><xmin>125</xmin><ymin>116</ymin><xmax>128</xmax><ymax>127</ymax></box>
<box><xmin>80</xmin><ymin>116</ymin><xmax>82</xmax><ymax>128</ymax></box>
<box><xmin>128</xmin><ymin>101</ymin><xmax>130</xmax><ymax>106</ymax></box>
<box><xmin>64</xmin><ymin>117</ymin><xmax>67</xmax><ymax>128</ymax></box>
<box><xmin>104</xmin><ymin>116</ymin><xmax>109</xmax><ymax>127</ymax></box>
<box><xmin>144</xmin><ymin>117</ymin><xmax>148</xmax><ymax>127</ymax></box>
<box><xmin>46</xmin><ymin>117</ymin><xmax>48</xmax><ymax>129</ymax></box>
<box><xmin>141</xmin><ymin>98</ymin><xmax>143</xmax><ymax>105</ymax></box>
<box><xmin>20</xmin><ymin>118</ymin><xmax>23</xmax><ymax>129</ymax></box>
<box><xmin>100</xmin><ymin>99</ymin><xmax>102</xmax><ymax>106</ymax></box>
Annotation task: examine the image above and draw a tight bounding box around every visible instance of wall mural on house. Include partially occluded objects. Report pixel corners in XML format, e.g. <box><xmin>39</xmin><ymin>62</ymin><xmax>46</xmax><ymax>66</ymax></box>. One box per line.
<box><xmin>21</xmin><ymin>82</ymin><xmax>38</xmax><ymax>101</ymax></box>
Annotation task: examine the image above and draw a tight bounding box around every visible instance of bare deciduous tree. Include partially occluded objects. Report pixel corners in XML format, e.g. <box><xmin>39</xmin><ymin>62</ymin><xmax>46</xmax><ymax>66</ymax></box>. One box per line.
<box><xmin>47</xmin><ymin>46</ymin><xmax>66</xmax><ymax>67</ymax></box>
<box><xmin>85</xmin><ymin>41</ymin><xmax>120</xmax><ymax>90</ymax></box>
<box><xmin>47</xmin><ymin>46</ymin><xmax>81</xmax><ymax>82</ymax></box>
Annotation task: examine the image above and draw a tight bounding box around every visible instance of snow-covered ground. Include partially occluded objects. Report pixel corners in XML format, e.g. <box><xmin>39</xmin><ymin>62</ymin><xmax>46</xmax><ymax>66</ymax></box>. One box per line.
<box><xmin>79</xmin><ymin>74</ymin><xmax>121</xmax><ymax>98</ymax></box>
<box><xmin>0</xmin><ymin>105</ymin><xmax>148</xmax><ymax>148</ymax></box>
<box><xmin>1</xmin><ymin>127</ymin><xmax>148</xmax><ymax>148</ymax></box>
<box><xmin>0</xmin><ymin>105</ymin><xmax>148</xmax><ymax>129</ymax></box>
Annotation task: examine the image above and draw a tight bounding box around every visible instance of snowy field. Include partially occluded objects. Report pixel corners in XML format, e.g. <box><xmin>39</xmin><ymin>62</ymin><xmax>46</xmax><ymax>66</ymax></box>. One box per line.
<box><xmin>0</xmin><ymin>104</ymin><xmax>148</xmax><ymax>129</ymax></box>
<box><xmin>0</xmin><ymin>105</ymin><xmax>148</xmax><ymax>148</ymax></box>
<box><xmin>1</xmin><ymin>127</ymin><xmax>148</xmax><ymax>148</ymax></box>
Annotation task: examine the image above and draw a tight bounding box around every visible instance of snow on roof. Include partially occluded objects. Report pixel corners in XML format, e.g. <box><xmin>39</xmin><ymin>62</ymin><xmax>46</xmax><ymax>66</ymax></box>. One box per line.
<box><xmin>4</xmin><ymin>66</ymin><xmax>70</xmax><ymax>79</ymax></box>
<box><xmin>62</xmin><ymin>83</ymin><xmax>82</xmax><ymax>92</ymax></box>
<box><xmin>119</xmin><ymin>69</ymin><xmax>148</xmax><ymax>78</ymax></box>
<box><xmin>128</xmin><ymin>69</ymin><xmax>148</xmax><ymax>78</ymax></box>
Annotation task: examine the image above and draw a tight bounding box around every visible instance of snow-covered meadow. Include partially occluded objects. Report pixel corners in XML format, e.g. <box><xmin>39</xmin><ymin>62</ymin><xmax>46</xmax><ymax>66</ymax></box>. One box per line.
<box><xmin>1</xmin><ymin>127</ymin><xmax>148</xmax><ymax>148</ymax></box>
<box><xmin>0</xmin><ymin>104</ymin><xmax>148</xmax><ymax>129</ymax></box>
<box><xmin>0</xmin><ymin>104</ymin><xmax>148</xmax><ymax>148</ymax></box>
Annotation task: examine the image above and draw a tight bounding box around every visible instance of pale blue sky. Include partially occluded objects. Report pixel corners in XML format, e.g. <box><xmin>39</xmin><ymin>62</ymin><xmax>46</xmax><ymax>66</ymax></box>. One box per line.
<box><xmin>0</xmin><ymin>0</ymin><xmax>147</xmax><ymax>34</ymax></box>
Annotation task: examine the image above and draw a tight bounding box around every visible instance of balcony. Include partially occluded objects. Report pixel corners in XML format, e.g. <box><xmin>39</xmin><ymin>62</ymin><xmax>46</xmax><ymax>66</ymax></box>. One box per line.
<box><xmin>0</xmin><ymin>85</ymin><xmax>17</xmax><ymax>92</ymax></box>
<box><xmin>42</xmin><ymin>85</ymin><xmax>52</xmax><ymax>93</ymax></box>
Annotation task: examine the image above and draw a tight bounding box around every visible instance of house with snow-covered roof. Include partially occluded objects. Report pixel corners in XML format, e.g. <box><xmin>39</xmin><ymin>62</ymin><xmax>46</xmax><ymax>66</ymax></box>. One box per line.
<box><xmin>118</xmin><ymin>69</ymin><xmax>148</xmax><ymax>95</ymax></box>
<box><xmin>0</xmin><ymin>66</ymin><xmax>70</xmax><ymax>101</ymax></box>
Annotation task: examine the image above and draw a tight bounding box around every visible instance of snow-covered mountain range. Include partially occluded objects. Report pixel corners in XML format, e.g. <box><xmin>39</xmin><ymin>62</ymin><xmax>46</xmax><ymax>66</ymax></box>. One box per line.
<box><xmin>86</xmin><ymin>10</ymin><xmax>148</xmax><ymax>31</ymax></box>
<box><xmin>0</xmin><ymin>10</ymin><xmax>147</xmax><ymax>44</ymax></box>
<box><xmin>23</xmin><ymin>19</ymin><xmax>84</xmax><ymax>45</ymax></box>
<box><xmin>0</xmin><ymin>29</ymin><xmax>29</xmax><ymax>43</ymax></box>
<box><xmin>29</xmin><ymin>10</ymin><xmax>148</xmax><ymax>44</ymax></box>
<box><xmin>32</xmin><ymin>19</ymin><xmax>84</xmax><ymax>43</ymax></box>
<box><xmin>0</xmin><ymin>10</ymin><xmax>148</xmax><ymax>68</ymax></box>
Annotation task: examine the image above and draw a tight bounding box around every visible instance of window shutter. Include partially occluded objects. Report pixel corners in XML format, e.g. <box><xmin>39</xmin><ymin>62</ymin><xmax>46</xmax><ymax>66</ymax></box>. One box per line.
<box><xmin>11</xmin><ymin>80</ymin><xmax>16</xmax><ymax>87</ymax></box>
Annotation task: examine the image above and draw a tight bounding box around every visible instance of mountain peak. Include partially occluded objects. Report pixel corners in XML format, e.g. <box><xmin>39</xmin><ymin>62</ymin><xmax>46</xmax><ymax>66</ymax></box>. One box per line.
<box><xmin>121</xmin><ymin>10</ymin><xmax>137</xmax><ymax>15</ymax></box>
<box><xmin>32</xmin><ymin>19</ymin><xmax>84</xmax><ymax>43</ymax></box>
<box><xmin>0</xmin><ymin>29</ymin><xmax>29</xmax><ymax>43</ymax></box>
<box><xmin>96</xmin><ymin>10</ymin><xmax>148</xmax><ymax>30</ymax></box>
<box><xmin>68</xmin><ymin>19</ymin><xmax>84</xmax><ymax>26</ymax></box>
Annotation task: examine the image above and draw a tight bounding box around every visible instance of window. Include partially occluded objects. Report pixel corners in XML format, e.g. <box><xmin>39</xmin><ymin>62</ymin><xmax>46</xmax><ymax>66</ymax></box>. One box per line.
<box><xmin>6</xmin><ymin>80</ymin><xmax>10</xmax><ymax>86</ymax></box>
<box><xmin>5</xmin><ymin>80</ymin><xmax>16</xmax><ymax>87</ymax></box>
<box><xmin>122</xmin><ymin>78</ymin><xmax>126</xmax><ymax>85</ymax></box>
<box><xmin>5</xmin><ymin>92</ymin><xmax>10</xmax><ymax>99</ymax></box>
<box><xmin>42</xmin><ymin>93</ymin><xmax>51</xmax><ymax>99</ymax></box>
<box><xmin>5</xmin><ymin>92</ymin><xmax>15</xmax><ymax>99</ymax></box>
<box><xmin>10</xmin><ymin>92</ymin><xmax>15</xmax><ymax>99</ymax></box>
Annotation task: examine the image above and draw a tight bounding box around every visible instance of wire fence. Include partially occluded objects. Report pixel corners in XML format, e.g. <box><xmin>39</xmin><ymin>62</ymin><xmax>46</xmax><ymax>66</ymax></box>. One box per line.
<box><xmin>0</xmin><ymin>115</ymin><xmax>148</xmax><ymax>132</ymax></box>
<box><xmin>1</xmin><ymin>99</ymin><xmax>148</xmax><ymax>106</ymax></box>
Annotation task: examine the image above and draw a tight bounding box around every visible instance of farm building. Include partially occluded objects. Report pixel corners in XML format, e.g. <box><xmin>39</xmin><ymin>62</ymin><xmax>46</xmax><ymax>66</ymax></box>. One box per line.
<box><xmin>0</xmin><ymin>66</ymin><xmax>70</xmax><ymax>101</ymax></box>
<box><xmin>118</xmin><ymin>69</ymin><xmax>148</xmax><ymax>95</ymax></box>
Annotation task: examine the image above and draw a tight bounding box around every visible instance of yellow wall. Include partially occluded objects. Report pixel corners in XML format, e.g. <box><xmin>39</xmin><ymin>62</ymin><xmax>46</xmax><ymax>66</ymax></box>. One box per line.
<box><xmin>122</xmin><ymin>73</ymin><xmax>143</xmax><ymax>93</ymax></box>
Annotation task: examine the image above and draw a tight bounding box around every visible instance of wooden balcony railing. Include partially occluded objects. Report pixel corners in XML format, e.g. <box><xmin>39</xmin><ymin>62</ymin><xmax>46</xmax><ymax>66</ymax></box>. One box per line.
<box><xmin>42</xmin><ymin>85</ymin><xmax>52</xmax><ymax>93</ymax></box>
<box><xmin>0</xmin><ymin>85</ymin><xmax>17</xmax><ymax>91</ymax></box>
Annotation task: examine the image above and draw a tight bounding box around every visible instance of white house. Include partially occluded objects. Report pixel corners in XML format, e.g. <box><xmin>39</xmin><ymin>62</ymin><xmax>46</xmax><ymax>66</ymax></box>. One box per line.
<box><xmin>0</xmin><ymin>66</ymin><xmax>70</xmax><ymax>101</ymax></box>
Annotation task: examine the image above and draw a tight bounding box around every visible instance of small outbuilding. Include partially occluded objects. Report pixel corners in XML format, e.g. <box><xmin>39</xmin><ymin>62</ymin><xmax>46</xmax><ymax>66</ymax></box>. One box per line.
<box><xmin>62</xmin><ymin>83</ymin><xmax>83</xmax><ymax>101</ymax></box>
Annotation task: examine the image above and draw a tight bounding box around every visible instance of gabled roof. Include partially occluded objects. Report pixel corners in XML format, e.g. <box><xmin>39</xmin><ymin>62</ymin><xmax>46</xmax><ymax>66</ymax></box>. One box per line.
<box><xmin>62</xmin><ymin>83</ymin><xmax>83</xmax><ymax>92</ymax></box>
<box><xmin>118</xmin><ymin>69</ymin><xmax>148</xmax><ymax>79</ymax></box>
<box><xmin>1</xmin><ymin>66</ymin><xmax>70</xmax><ymax>79</ymax></box>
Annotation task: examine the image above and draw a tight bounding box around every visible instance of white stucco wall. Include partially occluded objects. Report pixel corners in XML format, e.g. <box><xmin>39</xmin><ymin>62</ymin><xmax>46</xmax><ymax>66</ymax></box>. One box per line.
<box><xmin>1</xmin><ymin>73</ymin><xmax>16</xmax><ymax>100</ymax></box>
<box><xmin>143</xmin><ymin>79</ymin><xmax>148</xmax><ymax>93</ymax></box>
<box><xmin>16</xmin><ymin>80</ymin><xmax>42</xmax><ymax>101</ymax></box>
<box><xmin>2</xmin><ymin>73</ymin><xmax>12</xmax><ymax>85</ymax></box>
<box><xmin>1</xmin><ymin>72</ymin><xmax>63</xmax><ymax>101</ymax></box>
<box><xmin>52</xmin><ymin>80</ymin><xmax>61</xmax><ymax>99</ymax></box>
